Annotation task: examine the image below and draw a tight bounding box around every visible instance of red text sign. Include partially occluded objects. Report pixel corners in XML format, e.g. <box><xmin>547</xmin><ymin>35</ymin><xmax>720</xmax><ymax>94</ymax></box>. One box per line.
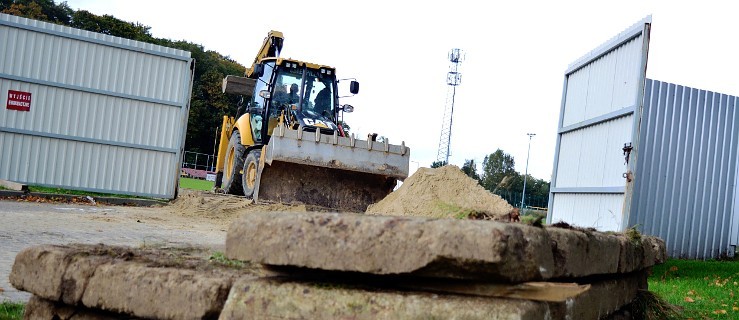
<box><xmin>7</xmin><ymin>90</ymin><xmax>31</xmax><ymax>112</ymax></box>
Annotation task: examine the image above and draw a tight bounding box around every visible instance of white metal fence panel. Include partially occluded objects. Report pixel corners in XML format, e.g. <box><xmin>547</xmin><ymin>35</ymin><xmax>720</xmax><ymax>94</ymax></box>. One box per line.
<box><xmin>548</xmin><ymin>17</ymin><xmax>651</xmax><ymax>230</ymax></box>
<box><xmin>0</xmin><ymin>13</ymin><xmax>193</xmax><ymax>198</ymax></box>
<box><xmin>630</xmin><ymin>79</ymin><xmax>739</xmax><ymax>259</ymax></box>
<box><xmin>0</xmin><ymin>79</ymin><xmax>182</xmax><ymax>150</ymax></box>
<box><xmin>551</xmin><ymin>193</ymin><xmax>625</xmax><ymax>231</ymax></box>
<box><xmin>554</xmin><ymin>116</ymin><xmax>634</xmax><ymax>188</ymax></box>
<box><xmin>561</xmin><ymin>37</ymin><xmax>644</xmax><ymax>128</ymax></box>
<box><xmin>0</xmin><ymin>132</ymin><xmax>176</xmax><ymax>196</ymax></box>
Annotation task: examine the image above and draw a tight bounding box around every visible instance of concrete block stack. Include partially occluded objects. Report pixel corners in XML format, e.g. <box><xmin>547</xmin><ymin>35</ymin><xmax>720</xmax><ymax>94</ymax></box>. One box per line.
<box><xmin>11</xmin><ymin>212</ymin><xmax>666</xmax><ymax>319</ymax></box>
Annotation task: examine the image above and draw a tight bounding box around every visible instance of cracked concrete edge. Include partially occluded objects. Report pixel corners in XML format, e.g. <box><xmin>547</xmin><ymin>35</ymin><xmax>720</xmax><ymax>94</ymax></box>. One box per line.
<box><xmin>547</xmin><ymin>270</ymin><xmax>648</xmax><ymax>320</ymax></box>
<box><xmin>24</xmin><ymin>295</ymin><xmax>143</xmax><ymax>320</ymax></box>
<box><xmin>226</xmin><ymin>212</ymin><xmax>666</xmax><ymax>281</ymax></box>
<box><xmin>220</xmin><ymin>277</ymin><xmax>553</xmax><ymax>320</ymax></box>
<box><xmin>10</xmin><ymin>244</ymin><xmax>255</xmax><ymax>320</ymax></box>
<box><xmin>9</xmin><ymin>245</ymin><xmax>77</xmax><ymax>301</ymax></box>
<box><xmin>547</xmin><ymin>228</ymin><xmax>666</xmax><ymax>279</ymax></box>
<box><xmin>226</xmin><ymin>211</ymin><xmax>557</xmax><ymax>282</ymax></box>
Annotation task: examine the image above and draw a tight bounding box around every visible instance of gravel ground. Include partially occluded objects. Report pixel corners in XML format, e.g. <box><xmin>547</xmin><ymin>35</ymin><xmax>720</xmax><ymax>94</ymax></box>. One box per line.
<box><xmin>0</xmin><ymin>200</ymin><xmax>228</xmax><ymax>303</ymax></box>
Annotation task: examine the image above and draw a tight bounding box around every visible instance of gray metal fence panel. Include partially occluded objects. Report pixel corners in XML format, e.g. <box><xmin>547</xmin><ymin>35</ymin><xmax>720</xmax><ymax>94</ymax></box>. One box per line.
<box><xmin>548</xmin><ymin>16</ymin><xmax>652</xmax><ymax>231</ymax></box>
<box><xmin>630</xmin><ymin>79</ymin><xmax>739</xmax><ymax>259</ymax></box>
<box><xmin>0</xmin><ymin>13</ymin><xmax>193</xmax><ymax>198</ymax></box>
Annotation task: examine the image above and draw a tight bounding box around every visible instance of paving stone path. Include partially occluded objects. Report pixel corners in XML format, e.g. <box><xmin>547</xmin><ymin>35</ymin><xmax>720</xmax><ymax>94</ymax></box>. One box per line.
<box><xmin>0</xmin><ymin>200</ymin><xmax>227</xmax><ymax>303</ymax></box>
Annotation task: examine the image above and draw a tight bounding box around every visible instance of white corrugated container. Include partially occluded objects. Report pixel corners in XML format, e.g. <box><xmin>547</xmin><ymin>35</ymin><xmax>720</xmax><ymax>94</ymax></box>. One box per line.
<box><xmin>0</xmin><ymin>13</ymin><xmax>194</xmax><ymax>198</ymax></box>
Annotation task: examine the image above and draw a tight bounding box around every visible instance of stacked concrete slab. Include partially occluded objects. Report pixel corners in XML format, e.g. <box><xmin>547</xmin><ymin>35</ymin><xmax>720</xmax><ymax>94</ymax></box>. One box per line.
<box><xmin>11</xmin><ymin>212</ymin><xmax>666</xmax><ymax>319</ymax></box>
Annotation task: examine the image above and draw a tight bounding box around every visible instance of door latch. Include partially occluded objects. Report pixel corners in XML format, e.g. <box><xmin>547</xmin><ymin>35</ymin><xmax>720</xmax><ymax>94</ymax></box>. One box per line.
<box><xmin>622</xmin><ymin>143</ymin><xmax>633</xmax><ymax>165</ymax></box>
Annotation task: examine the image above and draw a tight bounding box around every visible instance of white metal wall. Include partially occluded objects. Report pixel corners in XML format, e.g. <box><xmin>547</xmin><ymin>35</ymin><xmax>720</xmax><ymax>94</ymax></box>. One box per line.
<box><xmin>630</xmin><ymin>79</ymin><xmax>739</xmax><ymax>259</ymax></box>
<box><xmin>0</xmin><ymin>13</ymin><xmax>193</xmax><ymax>198</ymax></box>
<box><xmin>548</xmin><ymin>17</ymin><xmax>651</xmax><ymax>231</ymax></box>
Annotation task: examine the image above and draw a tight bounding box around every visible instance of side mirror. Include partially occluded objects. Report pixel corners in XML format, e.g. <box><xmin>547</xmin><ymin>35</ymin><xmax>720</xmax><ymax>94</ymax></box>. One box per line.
<box><xmin>253</xmin><ymin>64</ymin><xmax>265</xmax><ymax>78</ymax></box>
<box><xmin>342</xmin><ymin>104</ymin><xmax>354</xmax><ymax>113</ymax></box>
<box><xmin>350</xmin><ymin>81</ymin><xmax>359</xmax><ymax>94</ymax></box>
<box><xmin>259</xmin><ymin>90</ymin><xmax>271</xmax><ymax>99</ymax></box>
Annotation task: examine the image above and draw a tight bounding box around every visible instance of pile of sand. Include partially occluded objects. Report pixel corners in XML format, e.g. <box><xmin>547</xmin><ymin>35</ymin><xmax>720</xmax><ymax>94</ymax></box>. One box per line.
<box><xmin>366</xmin><ymin>165</ymin><xmax>513</xmax><ymax>219</ymax></box>
<box><xmin>168</xmin><ymin>189</ymin><xmax>308</xmax><ymax>223</ymax></box>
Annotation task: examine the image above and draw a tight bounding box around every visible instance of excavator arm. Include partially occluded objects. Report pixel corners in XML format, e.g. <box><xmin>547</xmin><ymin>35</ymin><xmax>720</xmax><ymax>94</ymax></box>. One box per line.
<box><xmin>245</xmin><ymin>30</ymin><xmax>284</xmax><ymax>78</ymax></box>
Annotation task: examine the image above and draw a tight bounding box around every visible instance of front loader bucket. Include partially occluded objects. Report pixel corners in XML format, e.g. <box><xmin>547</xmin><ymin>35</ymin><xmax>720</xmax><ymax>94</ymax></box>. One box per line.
<box><xmin>254</xmin><ymin>124</ymin><xmax>410</xmax><ymax>212</ymax></box>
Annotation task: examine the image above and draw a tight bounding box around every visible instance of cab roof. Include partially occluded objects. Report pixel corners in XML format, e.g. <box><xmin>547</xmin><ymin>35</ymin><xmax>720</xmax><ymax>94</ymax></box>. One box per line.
<box><xmin>260</xmin><ymin>57</ymin><xmax>335</xmax><ymax>72</ymax></box>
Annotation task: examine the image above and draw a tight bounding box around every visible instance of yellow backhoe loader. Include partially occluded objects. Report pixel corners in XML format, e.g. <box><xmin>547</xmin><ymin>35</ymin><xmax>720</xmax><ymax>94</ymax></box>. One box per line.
<box><xmin>214</xmin><ymin>31</ymin><xmax>410</xmax><ymax>212</ymax></box>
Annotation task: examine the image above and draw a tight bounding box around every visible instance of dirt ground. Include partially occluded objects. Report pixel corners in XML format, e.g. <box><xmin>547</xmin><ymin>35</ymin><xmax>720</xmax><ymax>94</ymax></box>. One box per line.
<box><xmin>1</xmin><ymin>167</ymin><xmax>518</xmax><ymax>303</ymax></box>
<box><xmin>0</xmin><ymin>189</ymin><xmax>306</xmax><ymax>303</ymax></box>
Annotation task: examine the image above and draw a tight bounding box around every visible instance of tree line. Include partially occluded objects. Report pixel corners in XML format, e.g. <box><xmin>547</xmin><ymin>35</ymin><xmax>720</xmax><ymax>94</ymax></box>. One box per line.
<box><xmin>1</xmin><ymin>0</ymin><xmax>246</xmax><ymax>155</ymax></box>
<box><xmin>432</xmin><ymin>149</ymin><xmax>551</xmax><ymax>208</ymax></box>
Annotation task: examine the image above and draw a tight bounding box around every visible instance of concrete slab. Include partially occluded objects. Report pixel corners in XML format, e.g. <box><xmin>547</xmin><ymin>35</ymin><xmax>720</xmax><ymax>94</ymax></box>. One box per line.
<box><xmin>547</xmin><ymin>271</ymin><xmax>647</xmax><ymax>320</ymax></box>
<box><xmin>219</xmin><ymin>277</ymin><xmax>552</xmax><ymax>320</ymax></box>
<box><xmin>10</xmin><ymin>244</ymin><xmax>260</xmax><ymax>320</ymax></box>
<box><xmin>548</xmin><ymin>228</ymin><xmax>621</xmax><ymax>278</ymax></box>
<box><xmin>226</xmin><ymin>212</ymin><xmax>666</xmax><ymax>282</ymax></box>
<box><xmin>23</xmin><ymin>295</ymin><xmax>140</xmax><ymax>319</ymax></box>
<box><xmin>226</xmin><ymin>212</ymin><xmax>556</xmax><ymax>282</ymax></box>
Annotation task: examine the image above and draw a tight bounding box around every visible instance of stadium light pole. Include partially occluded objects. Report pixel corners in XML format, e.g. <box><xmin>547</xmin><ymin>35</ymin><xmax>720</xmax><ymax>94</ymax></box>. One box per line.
<box><xmin>521</xmin><ymin>133</ymin><xmax>536</xmax><ymax>210</ymax></box>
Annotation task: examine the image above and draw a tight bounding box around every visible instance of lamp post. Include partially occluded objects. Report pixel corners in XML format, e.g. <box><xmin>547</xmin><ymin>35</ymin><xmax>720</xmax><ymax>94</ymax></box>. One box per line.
<box><xmin>521</xmin><ymin>133</ymin><xmax>536</xmax><ymax>211</ymax></box>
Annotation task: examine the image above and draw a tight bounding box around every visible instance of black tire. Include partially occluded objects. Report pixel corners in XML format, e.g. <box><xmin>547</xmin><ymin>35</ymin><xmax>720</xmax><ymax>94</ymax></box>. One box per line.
<box><xmin>222</xmin><ymin>131</ymin><xmax>245</xmax><ymax>195</ymax></box>
<box><xmin>242</xmin><ymin>149</ymin><xmax>261</xmax><ymax>199</ymax></box>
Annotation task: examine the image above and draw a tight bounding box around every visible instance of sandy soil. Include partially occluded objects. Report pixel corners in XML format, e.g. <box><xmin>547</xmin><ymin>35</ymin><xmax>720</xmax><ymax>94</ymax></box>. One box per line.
<box><xmin>366</xmin><ymin>165</ymin><xmax>513</xmax><ymax>219</ymax></box>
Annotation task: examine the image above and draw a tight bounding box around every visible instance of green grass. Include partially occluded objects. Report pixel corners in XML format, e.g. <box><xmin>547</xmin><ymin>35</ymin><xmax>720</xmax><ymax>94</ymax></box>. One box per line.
<box><xmin>649</xmin><ymin>259</ymin><xmax>739</xmax><ymax>319</ymax></box>
<box><xmin>208</xmin><ymin>251</ymin><xmax>245</xmax><ymax>268</ymax></box>
<box><xmin>28</xmin><ymin>185</ymin><xmax>141</xmax><ymax>199</ymax></box>
<box><xmin>0</xmin><ymin>301</ymin><xmax>24</xmax><ymax>320</ymax></box>
<box><xmin>179</xmin><ymin>177</ymin><xmax>213</xmax><ymax>191</ymax></box>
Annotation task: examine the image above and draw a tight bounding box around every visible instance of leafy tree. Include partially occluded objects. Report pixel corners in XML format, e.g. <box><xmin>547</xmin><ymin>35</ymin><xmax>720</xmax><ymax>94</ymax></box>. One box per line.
<box><xmin>478</xmin><ymin>149</ymin><xmax>551</xmax><ymax>207</ymax></box>
<box><xmin>1</xmin><ymin>0</ymin><xmax>72</xmax><ymax>24</ymax></box>
<box><xmin>461</xmin><ymin>159</ymin><xmax>480</xmax><ymax>181</ymax></box>
<box><xmin>480</xmin><ymin>149</ymin><xmax>517</xmax><ymax>192</ymax></box>
<box><xmin>430</xmin><ymin>160</ymin><xmax>447</xmax><ymax>168</ymax></box>
<box><xmin>33</xmin><ymin>0</ymin><xmax>71</xmax><ymax>24</ymax></box>
<box><xmin>70</xmin><ymin>10</ymin><xmax>151</xmax><ymax>41</ymax></box>
<box><xmin>2</xmin><ymin>1</ymin><xmax>46</xmax><ymax>20</ymax></box>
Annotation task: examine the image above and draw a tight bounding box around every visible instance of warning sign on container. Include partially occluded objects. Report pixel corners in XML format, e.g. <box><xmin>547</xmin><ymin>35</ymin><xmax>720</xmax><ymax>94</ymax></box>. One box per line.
<box><xmin>7</xmin><ymin>90</ymin><xmax>31</xmax><ymax>112</ymax></box>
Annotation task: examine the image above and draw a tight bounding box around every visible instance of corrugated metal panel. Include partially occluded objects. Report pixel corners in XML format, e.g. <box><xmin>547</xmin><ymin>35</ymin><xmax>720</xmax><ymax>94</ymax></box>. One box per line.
<box><xmin>0</xmin><ymin>80</ymin><xmax>181</xmax><ymax>150</ymax></box>
<box><xmin>551</xmin><ymin>193</ymin><xmax>625</xmax><ymax>231</ymax></box>
<box><xmin>561</xmin><ymin>37</ymin><xmax>643</xmax><ymax>127</ymax></box>
<box><xmin>548</xmin><ymin>16</ymin><xmax>651</xmax><ymax>230</ymax></box>
<box><xmin>555</xmin><ymin>116</ymin><xmax>633</xmax><ymax>188</ymax></box>
<box><xmin>0</xmin><ymin>13</ymin><xmax>193</xmax><ymax>198</ymax></box>
<box><xmin>0</xmin><ymin>14</ymin><xmax>190</xmax><ymax>104</ymax></box>
<box><xmin>0</xmin><ymin>132</ymin><xmax>175</xmax><ymax>197</ymax></box>
<box><xmin>630</xmin><ymin>79</ymin><xmax>739</xmax><ymax>259</ymax></box>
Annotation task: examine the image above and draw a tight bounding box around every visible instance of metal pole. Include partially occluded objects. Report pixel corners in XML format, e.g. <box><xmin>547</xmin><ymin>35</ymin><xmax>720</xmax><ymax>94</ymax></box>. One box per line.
<box><xmin>521</xmin><ymin>133</ymin><xmax>536</xmax><ymax>210</ymax></box>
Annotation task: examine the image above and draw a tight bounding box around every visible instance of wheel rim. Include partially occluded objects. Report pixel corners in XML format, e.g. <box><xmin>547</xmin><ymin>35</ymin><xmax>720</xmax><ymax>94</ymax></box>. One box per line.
<box><xmin>225</xmin><ymin>146</ymin><xmax>234</xmax><ymax>178</ymax></box>
<box><xmin>246</xmin><ymin>160</ymin><xmax>257</xmax><ymax>189</ymax></box>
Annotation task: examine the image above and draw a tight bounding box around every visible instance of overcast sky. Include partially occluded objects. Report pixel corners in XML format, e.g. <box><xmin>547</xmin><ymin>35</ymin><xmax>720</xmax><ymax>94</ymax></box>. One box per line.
<box><xmin>64</xmin><ymin>0</ymin><xmax>739</xmax><ymax>181</ymax></box>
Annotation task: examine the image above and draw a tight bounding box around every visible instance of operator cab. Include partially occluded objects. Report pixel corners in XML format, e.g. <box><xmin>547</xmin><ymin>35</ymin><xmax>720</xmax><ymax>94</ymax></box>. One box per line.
<box><xmin>249</xmin><ymin>58</ymin><xmax>347</xmax><ymax>143</ymax></box>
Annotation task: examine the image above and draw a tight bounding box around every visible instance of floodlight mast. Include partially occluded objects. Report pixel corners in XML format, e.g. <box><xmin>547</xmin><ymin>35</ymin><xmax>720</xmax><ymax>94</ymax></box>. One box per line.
<box><xmin>436</xmin><ymin>48</ymin><xmax>464</xmax><ymax>165</ymax></box>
